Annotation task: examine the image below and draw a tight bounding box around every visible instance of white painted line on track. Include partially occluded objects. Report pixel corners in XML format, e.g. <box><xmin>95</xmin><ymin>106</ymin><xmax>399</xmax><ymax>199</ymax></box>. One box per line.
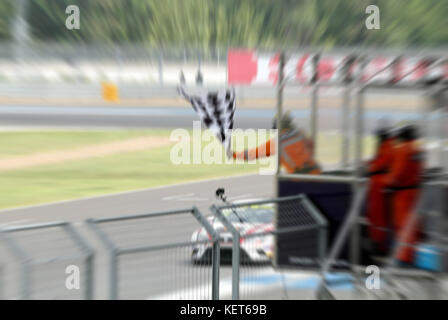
<box><xmin>227</xmin><ymin>193</ymin><xmax>255</xmax><ymax>201</ymax></box>
<box><xmin>0</xmin><ymin>173</ymin><xmax>259</xmax><ymax>213</ymax></box>
<box><xmin>162</xmin><ymin>193</ymin><xmax>209</xmax><ymax>202</ymax></box>
<box><xmin>0</xmin><ymin>219</ymin><xmax>33</xmax><ymax>227</ymax></box>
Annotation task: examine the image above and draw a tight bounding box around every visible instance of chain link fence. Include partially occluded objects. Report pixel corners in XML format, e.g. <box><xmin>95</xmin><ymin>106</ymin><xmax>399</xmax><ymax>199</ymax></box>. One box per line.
<box><xmin>86</xmin><ymin>207</ymin><xmax>219</xmax><ymax>300</ymax></box>
<box><xmin>211</xmin><ymin>194</ymin><xmax>328</xmax><ymax>300</ymax></box>
<box><xmin>2</xmin><ymin>189</ymin><xmax>446</xmax><ymax>300</ymax></box>
<box><xmin>0</xmin><ymin>221</ymin><xmax>94</xmax><ymax>300</ymax></box>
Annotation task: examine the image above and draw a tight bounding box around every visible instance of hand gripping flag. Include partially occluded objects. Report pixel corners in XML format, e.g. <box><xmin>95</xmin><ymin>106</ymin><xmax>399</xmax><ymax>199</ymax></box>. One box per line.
<box><xmin>178</xmin><ymin>86</ymin><xmax>236</xmax><ymax>153</ymax></box>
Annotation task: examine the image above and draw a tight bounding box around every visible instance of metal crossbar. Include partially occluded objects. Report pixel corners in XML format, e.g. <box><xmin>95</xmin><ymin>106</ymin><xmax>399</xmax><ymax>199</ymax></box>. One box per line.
<box><xmin>86</xmin><ymin>206</ymin><xmax>220</xmax><ymax>300</ymax></box>
<box><xmin>0</xmin><ymin>221</ymin><xmax>94</xmax><ymax>300</ymax></box>
<box><xmin>211</xmin><ymin>194</ymin><xmax>328</xmax><ymax>300</ymax></box>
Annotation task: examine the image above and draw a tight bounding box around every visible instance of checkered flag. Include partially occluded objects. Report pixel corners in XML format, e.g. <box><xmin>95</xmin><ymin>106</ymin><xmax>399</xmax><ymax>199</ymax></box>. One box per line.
<box><xmin>178</xmin><ymin>86</ymin><xmax>236</xmax><ymax>152</ymax></box>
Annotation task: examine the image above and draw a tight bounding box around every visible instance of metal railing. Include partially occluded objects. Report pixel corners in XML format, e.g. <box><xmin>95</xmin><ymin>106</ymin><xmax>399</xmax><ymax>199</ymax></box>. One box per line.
<box><xmin>86</xmin><ymin>207</ymin><xmax>220</xmax><ymax>300</ymax></box>
<box><xmin>0</xmin><ymin>221</ymin><xmax>94</xmax><ymax>300</ymax></box>
<box><xmin>377</xmin><ymin>182</ymin><xmax>448</xmax><ymax>299</ymax></box>
<box><xmin>211</xmin><ymin>194</ymin><xmax>328</xmax><ymax>300</ymax></box>
<box><xmin>315</xmin><ymin>183</ymin><xmax>368</xmax><ymax>300</ymax></box>
<box><xmin>314</xmin><ymin>177</ymin><xmax>448</xmax><ymax>300</ymax></box>
<box><xmin>0</xmin><ymin>185</ymin><xmax>445</xmax><ymax>300</ymax></box>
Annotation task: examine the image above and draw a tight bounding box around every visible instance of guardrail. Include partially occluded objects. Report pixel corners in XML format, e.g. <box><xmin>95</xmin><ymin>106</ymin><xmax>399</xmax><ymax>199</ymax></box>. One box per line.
<box><xmin>86</xmin><ymin>207</ymin><xmax>220</xmax><ymax>300</ymax></box>
<box><xmin>0</xmin><ymin>221</ymin><xmax>94</xmax><ymax>300</ymax></box>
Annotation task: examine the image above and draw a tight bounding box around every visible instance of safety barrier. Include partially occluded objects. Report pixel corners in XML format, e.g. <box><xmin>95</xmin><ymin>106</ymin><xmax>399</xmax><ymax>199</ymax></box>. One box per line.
<box><xmin>86</xmin><ymin>207</ymin><xmax>219</xmax><ymax>300</ymax></box>
<box><xmin>211</xmin><ymin>194</ymin><xmax>328</xmax><ymax>300</ymax></box>
<box><xmin>1</xmin><ymin>189</ymin><xmax>445</xmax><ymax>300</ymax></box>
<box><xmin>315</xmin><ymin>183</ymin><xmax>368</xmax><ymax>300</ymax></box>
<box><xmin>315</xmin><ymin>178</ymin><xmax>448</xmax><ymax>300</ymax></box>
<box><xmin>0</xmin><ymin>221</ymin><xmax>94</xmax><ymax>300</ymax></box>
<box><xmin>376</xmin><ymin>181</ymin><xmax>448</xmax><ymax>299</ymax></box>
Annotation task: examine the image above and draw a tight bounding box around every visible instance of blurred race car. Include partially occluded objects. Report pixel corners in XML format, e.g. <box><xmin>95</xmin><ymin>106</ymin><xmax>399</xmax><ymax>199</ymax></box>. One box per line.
<box><xmin>191</xmin><ymin>201</ymin><xmax>274</xmax><ymax>263</ymax></box>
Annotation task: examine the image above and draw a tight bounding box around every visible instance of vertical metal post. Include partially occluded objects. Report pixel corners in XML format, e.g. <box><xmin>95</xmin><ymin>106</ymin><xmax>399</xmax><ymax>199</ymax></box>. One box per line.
<box><xmin>21</xmin><ymin>260</ymin><xmax>31</xmax><ymax>299</ymax></box>
<box><xmin>341</xmin><ymin>87</ymin><xmax>351</xmax><ymax>168</ymax></box>
<box><xmin>420</xmin><ymin>91</ymin><xmax>431</xmax><ymax>163</ymax></box>
<box><xmin>85</xmin><ymin>253</ymin><xmax>94</xmax><ymax>300</ymax></box>
<box><xmin>158</xmin><ymin>51</ymin><xmax>163</xmax><ymax>86</ymax></box>
<box><xmin>0</xmin><ymin>232</ymin><xmax>31</xmax><ymax>299</ymax></box>
<box><xmin>319</xmin><ymin>184</ymin><xmax>367</xmax><ymax>276</ymax></box>
<box><xmin>351</xmin><ymin>57</ymin><xmax>367</xmax><ymax>269</ymax></box>
<box><xmin>0</xmin><ymin>264</ymin><xmax>3</xmax><ymax>299</ymax></box>
<box><xmin>274</xmin><ymin>53</ymin><xmax>286</xmax><ymax>268</ymax></box>
<box><xmin>110</xmin><ymin>250</ymin><xmax>118</xmax><ymax>300</ymax></box>
<box><xmin>341</xmin><ymin>56</ymin><xmax>355</xmax><ymax>169</ymax></box>
<box><xmin>275</xmin><ymin>52</ymin><xmax>285</xmax><ymax>195</ymax></box>
<box><xmin>436</xmin><ymin>93</ymin><xmax>447</xmax><ymax>168</ymax></box>
<box><xmin>231</xmin><ymin>232</ymin><xmax>240</xmax><ymax>300</ymax></box>
<box><xmin>211</xmin><ymin>240</ymin><xmax>220</xmax><ymax>300</ymax></box>
<box><xmin>192</xmin><ymin>207</ymin><xmax>220</xmax><ymax>300</ymax></box>
<box><xmin>443</xmin><ymin>102</ymin><xmax>448</xmax><ymax>176</ymax></box>
<box><xmin>319</xmin><ymin>227</ymin><xmax>328</xmax><ymax>264</ymax></box>
<box><xmin>211</xmin><ymin>205</ymin><xmax>240</xmax><ymax>300</ymax></box>
<box><xmin>310</xmin><ymin>53</ymin><xmax>320</xmax><ymax>157</ymax></box>
<box><xmin>354</xmin><ymin>58</ymin><xmax>366</xmax><ymax>176</ymax></box>
<box><xmin>63</xmin><ymin>222</ymin><xmax>95</xmax><ymax>300</ymax></box>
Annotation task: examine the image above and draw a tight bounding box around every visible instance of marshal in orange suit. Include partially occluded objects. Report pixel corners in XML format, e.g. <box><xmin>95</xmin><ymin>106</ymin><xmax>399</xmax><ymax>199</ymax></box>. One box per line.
<box><xmin>366</xmin><ymin>127</ymin><xmax>395</xmax><ymax>254</ymax></box>
<box><xmin>232</xmin><ymin>112</ymin><xmax>321</xmax><ymax>174</ymax></box>
<box><xmin>382</xmin><ymin>125</ymin><xmax>423</xmax><ymax>264</ymax></box>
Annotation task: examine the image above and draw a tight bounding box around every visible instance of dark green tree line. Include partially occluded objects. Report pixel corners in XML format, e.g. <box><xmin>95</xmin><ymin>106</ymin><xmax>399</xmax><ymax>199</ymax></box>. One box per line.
<box><xmin>0</xmin><ymin>0</ymin><xmax>446</xmax><ymax>48</ymax></box>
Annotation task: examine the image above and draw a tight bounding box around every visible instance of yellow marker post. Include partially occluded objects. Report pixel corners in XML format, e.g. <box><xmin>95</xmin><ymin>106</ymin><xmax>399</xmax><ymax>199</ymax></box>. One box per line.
<box><xmin>102</xmin><ymin>82</ymin><xmax>119</xmax><ymax>103</ymax></box>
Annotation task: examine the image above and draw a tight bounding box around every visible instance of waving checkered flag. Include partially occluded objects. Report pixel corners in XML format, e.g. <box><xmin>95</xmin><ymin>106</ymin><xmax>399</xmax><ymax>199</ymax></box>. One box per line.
<box><xmin>178</xmin><ymin>86</ymin><xmax>236</xmax><ymax>152</ymax></box>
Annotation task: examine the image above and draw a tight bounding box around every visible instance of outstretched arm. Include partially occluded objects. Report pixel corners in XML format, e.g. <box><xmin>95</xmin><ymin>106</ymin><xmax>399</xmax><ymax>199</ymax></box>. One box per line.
<box><xmin>232</xmin><ymin>139</ymin><xmax>276</xmax><ymax>161</ymax></box>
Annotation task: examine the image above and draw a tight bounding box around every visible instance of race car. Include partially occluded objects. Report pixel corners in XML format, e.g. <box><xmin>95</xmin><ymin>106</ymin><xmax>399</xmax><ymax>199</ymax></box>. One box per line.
<box><xmin>191</xmin><ymin>201</ymin><xmax>274</xmax><ymax>263</ymax></box>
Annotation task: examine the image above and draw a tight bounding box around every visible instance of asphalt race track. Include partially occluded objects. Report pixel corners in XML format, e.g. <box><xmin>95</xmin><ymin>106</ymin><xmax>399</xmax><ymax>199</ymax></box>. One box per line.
<box><xmin>0</xmin><ymin>174</ymin><xmax>276</xmax><ymax>299</ymax></box>
<box><xmin>0</xmin><ymin>174</ymin><xmax>273</xmax><ymax>224</ymax></box>
<box><xmin>0</xmin><ymin>104</ymin><xmax>421</xmax><ymax>132</ymax></box>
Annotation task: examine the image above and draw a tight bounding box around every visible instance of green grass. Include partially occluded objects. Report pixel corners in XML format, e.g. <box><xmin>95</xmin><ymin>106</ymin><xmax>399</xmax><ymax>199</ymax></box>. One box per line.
<box><xmin>0</xmin><ymin>130</ymin><xmax>375</xmax><ymax>210</ymax></box>
<box><xmin>315</xmin><ymin>133</ymin><xmax>376</xmax><ymax>164</ymax></box>
<box><xmin>0</xmin><ymin>130</ymin><xmax>169</xmax><ymax>157</ymax></box>
<box><xmin>0</xmin><ymin>146</ymin><xmax>261</xmax><ymax>209</ymax></box>
<box><xmin>0</xmin><ymin>130</ymin><xmax>268</xmax><ymax>209</ymax></box>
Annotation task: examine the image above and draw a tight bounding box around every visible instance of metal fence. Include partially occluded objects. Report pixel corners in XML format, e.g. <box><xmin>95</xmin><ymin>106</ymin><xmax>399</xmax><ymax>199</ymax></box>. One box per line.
<box><xmin>0</xmin><ymin>221</ymin><xmax>94</xmax><ymax>300</ymax></box>
<box><xmin>314</xmin><ymin>178</ymin><xmax>448</xmax><ymax>300</ymax></box>
<box><xmin>375</xmin><ymin>181</ymin><xmax>448</xmax><ymax>299</ymax></box>
<box><xmin>1</xmin><ymin>189</ymin><xmax>446</xmax><ymax>300</ymax></box>
<box><xmin>315</xmin><ymin>182</ymin><xmax>368</xmax><ymax>300</ymax></box>
<box><xmin>211</xmin><ymin>194</ymin><xmax>328</xmax><ymax>300</ymax></box>
<box><xmin>86</xmin><ymin>207</ymin><xmax>219</xmax><ymax>300</ymax></box>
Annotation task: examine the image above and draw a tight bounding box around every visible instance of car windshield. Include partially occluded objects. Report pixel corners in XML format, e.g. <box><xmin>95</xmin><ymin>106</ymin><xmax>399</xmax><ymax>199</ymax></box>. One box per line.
<box><xmin>222</xmin><ymin>205</ymin><xmax>274</xmax><ymax>223</ymax></box>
